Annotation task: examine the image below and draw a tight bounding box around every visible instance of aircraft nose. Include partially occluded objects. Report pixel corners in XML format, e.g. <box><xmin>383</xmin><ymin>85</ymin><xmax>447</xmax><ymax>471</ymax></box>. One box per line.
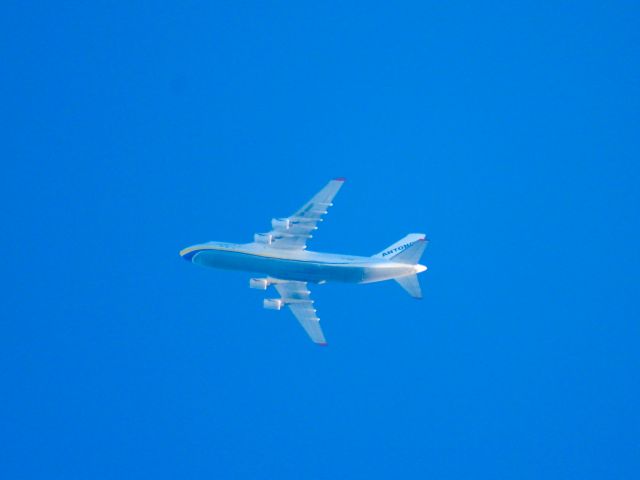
<box><xmin>180</xmin><ymin>246</ymin><xmax>197</xmax><ymax>262</ymax></box>
<box><xmin>414</xmin><ymin>264</ymin><xmax>427</xmax><ymax>273</ymax></box>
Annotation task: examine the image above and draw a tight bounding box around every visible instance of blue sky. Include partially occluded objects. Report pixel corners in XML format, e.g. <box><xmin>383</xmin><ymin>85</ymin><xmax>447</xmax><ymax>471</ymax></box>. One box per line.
<box><xmin>2</xmin><ymin>2</ymin><xmax>639</xmax><ymax>478</ymax></box>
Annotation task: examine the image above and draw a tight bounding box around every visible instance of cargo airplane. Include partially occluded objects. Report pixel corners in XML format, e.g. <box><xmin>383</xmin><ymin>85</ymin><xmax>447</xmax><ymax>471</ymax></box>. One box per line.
<box><xmin>180</xmin><ymin>178</ymin><xmax>428</xmax><ymax>345</ymax></box>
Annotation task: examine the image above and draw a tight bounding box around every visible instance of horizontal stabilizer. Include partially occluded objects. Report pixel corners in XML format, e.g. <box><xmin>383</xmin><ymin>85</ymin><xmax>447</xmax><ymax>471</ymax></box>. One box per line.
<box><xmin>394</xmin><ymin>274</ymin><xmax>423</xmax><ymax>299</ymax></box>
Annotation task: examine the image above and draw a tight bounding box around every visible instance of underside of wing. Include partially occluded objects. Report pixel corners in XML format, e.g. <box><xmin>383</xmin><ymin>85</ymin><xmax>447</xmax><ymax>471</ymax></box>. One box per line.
<box><xmin>254</xmin><ymin>178</ymin><xmax>345</xmax><ymax>251</ymax></box>
<box><xmin>288</xmin><ymin>303</ymin><xmax>327</xmax><ymax>345</ymax></box>
<box><xmin>274</xmin><ymin>281</ymin><xmax>327</xmax><ymax>345</ymax></box>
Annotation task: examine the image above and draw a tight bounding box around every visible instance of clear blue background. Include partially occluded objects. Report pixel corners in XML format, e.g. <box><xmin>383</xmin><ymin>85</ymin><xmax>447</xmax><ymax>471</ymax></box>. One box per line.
<box><xmin>2</xmin><ymin>2</ymin><xmax>639</xmax><ymax>478</ymax></box>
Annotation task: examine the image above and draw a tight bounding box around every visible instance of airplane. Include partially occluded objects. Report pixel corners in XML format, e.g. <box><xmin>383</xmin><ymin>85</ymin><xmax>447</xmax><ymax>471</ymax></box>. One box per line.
<box><xmin>180</xmin><ymin>178</ymin><xmax>428</xmax><ymax>345</ymax></box>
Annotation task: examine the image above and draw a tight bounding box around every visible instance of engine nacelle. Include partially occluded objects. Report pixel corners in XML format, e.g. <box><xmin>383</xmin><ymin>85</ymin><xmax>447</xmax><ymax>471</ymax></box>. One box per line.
<box><xmin>249</xmin><ymin>278</ymin><xmax>269</xmax><ymax>290</ymax></box>
<box><xmin>254</xmin><ymin>233</ymin><xmax>273</xmax><ymax>244</ymax></box>
<box><xmin>271</xmin><ymin>217</ymin><xmax>291</xmax><ymax>230</ymax></box>
<box><xmin>263</xmin><ymin>298</ymin><xmax>284</xmax><ymax>310</ymax></box>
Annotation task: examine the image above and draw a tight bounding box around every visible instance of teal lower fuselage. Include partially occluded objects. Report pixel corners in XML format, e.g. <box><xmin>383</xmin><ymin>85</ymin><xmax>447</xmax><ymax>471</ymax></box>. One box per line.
<box><xmin>180</xmin><ymin>242</ymin><xmax>419</xmax><ymax>284</ymax></box>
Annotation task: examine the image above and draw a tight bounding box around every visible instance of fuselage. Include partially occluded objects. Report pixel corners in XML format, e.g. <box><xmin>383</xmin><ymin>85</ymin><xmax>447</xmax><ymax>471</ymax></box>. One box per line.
<box><xmin>180</xmin><ymin>241</ymin><xmax>425</xmax><ymax>284</ymax></box>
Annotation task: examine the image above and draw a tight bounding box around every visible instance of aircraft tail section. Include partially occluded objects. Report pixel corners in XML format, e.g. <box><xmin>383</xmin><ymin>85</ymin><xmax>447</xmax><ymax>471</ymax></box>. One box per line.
<box><xmin>375</xmin><ymin>234</ymin><xmax>428</xmax><ymax>299</ymax></box>
<box><xmin>394</xmin><ymin>274</ymin><xmax>423</xmax><ymax>299</ymax></box>
<box><xmin>373</xmin><ymin>233</ymin><xmax>428</xmax><ymax>264</ymax></box>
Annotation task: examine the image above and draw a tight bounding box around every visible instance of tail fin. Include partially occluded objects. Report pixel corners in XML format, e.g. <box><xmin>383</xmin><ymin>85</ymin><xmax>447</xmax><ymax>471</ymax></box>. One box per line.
<box><xmin>394</xmin><ymin>274</ymin><xmax>423</xmax><ymax>299</ymax></box>
<box><xmin>373</xmin><ymin>233</ymin><xmax>428</xmax><ymax>264</ymax></box>
<box><xmin>376</xmin><ymin>234</ymin><xmax>429</xmax><ymax>299</ymax></box>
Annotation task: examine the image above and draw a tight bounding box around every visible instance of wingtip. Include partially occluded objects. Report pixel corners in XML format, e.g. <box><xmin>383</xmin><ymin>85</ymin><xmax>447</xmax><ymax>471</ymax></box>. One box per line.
<box><xmin>317</xmin><ymin>342</ymin><xmax>329</xmax><ymax>346</ymax></box>
<box><xmin>333</xmin><ymin>177</ymin><xmax>346</xmax><ymax>182</ymax></box>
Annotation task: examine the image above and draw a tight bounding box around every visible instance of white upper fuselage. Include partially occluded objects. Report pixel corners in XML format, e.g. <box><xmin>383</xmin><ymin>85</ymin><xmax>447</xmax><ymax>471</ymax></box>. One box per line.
<box><xmin>180</xmin><ymin>241</ymin><xmax>426</xmax><ymax>284</ymax></box>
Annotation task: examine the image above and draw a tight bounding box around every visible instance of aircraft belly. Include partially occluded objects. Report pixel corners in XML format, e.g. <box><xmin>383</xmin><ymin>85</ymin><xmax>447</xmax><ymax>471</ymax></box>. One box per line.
<box><xmin>193</xmin><ymin>249</ymin><xmax>364</xmax><ymax>283</ymax></box>
<box><xmin>265</xmin><ymin>260</ymin><xmax>362</xmax><ymax>283</ymax></box>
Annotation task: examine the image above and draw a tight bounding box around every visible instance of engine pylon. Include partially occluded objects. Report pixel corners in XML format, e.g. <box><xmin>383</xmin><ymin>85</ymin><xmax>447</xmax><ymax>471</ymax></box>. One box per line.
<box><xmin>249</xmin><ymin>278</ymin><xmax>270</xmax><ymax>290</ymax></box>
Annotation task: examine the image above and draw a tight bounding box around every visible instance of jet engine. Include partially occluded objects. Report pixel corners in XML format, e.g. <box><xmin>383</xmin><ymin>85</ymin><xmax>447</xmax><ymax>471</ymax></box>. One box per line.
<box><xmin>249</xmin><ymin>278</ymin><xmax>269</xmax><ymax>290</ymax></box>
<box><xmin>263</xmin><ymin>298</ymin><xmax>284</xmax><ymax>310</ymax></box>
<box><xmin>271</xmin><ymin>217</ymin><xmax>291</xmax><ymax>230</ymax></box>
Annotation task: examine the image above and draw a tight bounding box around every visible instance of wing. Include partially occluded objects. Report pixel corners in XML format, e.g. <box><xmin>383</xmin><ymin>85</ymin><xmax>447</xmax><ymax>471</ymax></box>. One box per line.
<box><xmin>274</xmin><ymin>281</ymin><xmax>327</xmax><ymax>345</ymax></box>
<box><xmin>255</xmin><ymin>178</ymin><xmax>346</xmax><ymax>250</ymax></box>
